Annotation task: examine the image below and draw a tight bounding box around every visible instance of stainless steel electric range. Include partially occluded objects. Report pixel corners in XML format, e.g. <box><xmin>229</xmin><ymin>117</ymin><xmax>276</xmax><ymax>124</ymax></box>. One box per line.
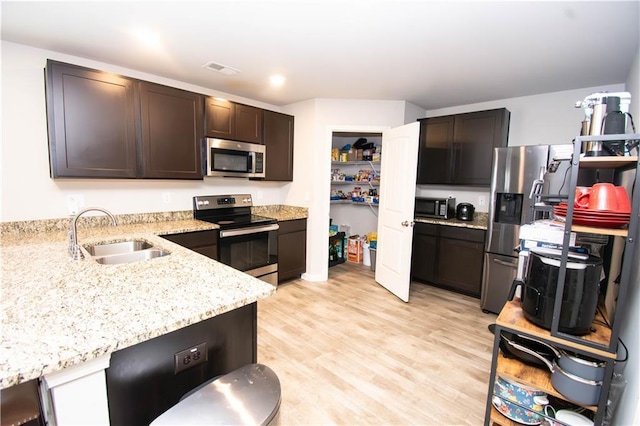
<box><xmin>193</xmin><ymin>194</ymin><xmax>279</xmax><ymax>286</ymax></box>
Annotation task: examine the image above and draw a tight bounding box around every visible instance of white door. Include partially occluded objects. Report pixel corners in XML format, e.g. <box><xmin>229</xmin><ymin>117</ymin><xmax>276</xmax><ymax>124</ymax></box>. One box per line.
<box><xmin>374</xmin><ymin>122</ymin><xmax>420</xmax><ymax>302</ymax></box>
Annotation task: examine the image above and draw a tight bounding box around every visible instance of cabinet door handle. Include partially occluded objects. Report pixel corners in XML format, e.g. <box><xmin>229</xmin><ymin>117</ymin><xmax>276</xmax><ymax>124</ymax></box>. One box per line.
<box><xmin>493</xmin><ymin>258</ymin><xmax>518</xmax><ymax>268</ymax></box>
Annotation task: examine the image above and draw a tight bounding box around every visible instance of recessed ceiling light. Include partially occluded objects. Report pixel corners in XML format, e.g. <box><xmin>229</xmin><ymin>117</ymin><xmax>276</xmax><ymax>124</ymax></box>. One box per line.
<box><xmin>133</xmin><ymin>28</ymin><xmax>162</xmax><ymax>50</ymax></box>
<box><xmin>203</xmin><ymin>61</ymin><xmax>241</xmax><ymax>76</ymax></box>
<box><xmin>269</xmin><ymin>75</ymin><xmax>286</xmax><ymax>87</ymax></box>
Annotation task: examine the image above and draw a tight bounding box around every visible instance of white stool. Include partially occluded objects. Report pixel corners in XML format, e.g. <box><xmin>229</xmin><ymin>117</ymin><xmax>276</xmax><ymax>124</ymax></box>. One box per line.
<box><xmin>151</xmin><ymin>364</ymin><xmax>281</xmax><ymax>425</ymax></box>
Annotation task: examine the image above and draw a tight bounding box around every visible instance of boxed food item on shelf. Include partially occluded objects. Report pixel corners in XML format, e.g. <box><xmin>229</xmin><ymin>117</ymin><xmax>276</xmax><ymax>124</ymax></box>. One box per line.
<box><xmin>332</xmin><ymin>147</ymin><xmax>339</xmax><ymax>161</ymax></box>
<box><xmin>347</xmin><ymin>235</ymin><xmax>363</xmax><ymax>263</ymax></box>
<box><xmin>344</xmin><ymin>149</ymin><xmax>357</xmax><ymax>161</ymax></box>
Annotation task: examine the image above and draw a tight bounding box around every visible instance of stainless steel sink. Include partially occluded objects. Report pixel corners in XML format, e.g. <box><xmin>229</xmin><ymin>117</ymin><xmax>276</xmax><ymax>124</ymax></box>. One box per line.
<box><xmin>86</xmin><ymin>240</ymin><xmax>153</xmax><ymax>257</ymax></box>
<box><xmin>94</xmin><ymin>248</ymin><xmax>169</xmax><ymax>265</ymax></box>
<box><xmin>84</xmin><ymin>240</ymin><xmax>169</xmax><ymax>265</ymax></box>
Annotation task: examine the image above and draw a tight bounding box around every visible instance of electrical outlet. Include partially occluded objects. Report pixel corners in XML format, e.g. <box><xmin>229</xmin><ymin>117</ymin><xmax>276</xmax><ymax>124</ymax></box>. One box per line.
<box><xmin>174</xmin><ymin>342</ymin><xmax>207</xmax><ymax>374</ymax></box>
<box><xmin>162</xmin><ymin>192</ymin><xmax>171</xmax><ymax>204</ymax></box>
<box><xmin>256</xmin><ymin>190</ymin><xmax>264</xmax><ymax>200</ymax></box>
<box><xmin>67</xmin><ymin>194</ymin><xmax>85</xmax><ymax>215</ymax></box>
<box><xmin>478</xmin><ymin>196</ymin><xmax>486</xmax><ymax>207</ymax></box>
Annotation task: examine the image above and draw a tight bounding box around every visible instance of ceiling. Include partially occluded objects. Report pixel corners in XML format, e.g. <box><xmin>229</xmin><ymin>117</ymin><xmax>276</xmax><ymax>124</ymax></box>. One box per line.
<box><xmin>2</xmin><ymin>1</ymin><xmax>639</xmax><ymax>110</ymax></box>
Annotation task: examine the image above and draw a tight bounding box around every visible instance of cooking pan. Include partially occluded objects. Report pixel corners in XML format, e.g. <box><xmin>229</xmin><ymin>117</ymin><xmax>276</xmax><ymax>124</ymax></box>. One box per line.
<box><xmin>498</xmin><ymin>329</ymin><xmax>608</xmax><ymax>382</ymax></box>
<box><xmin>498</xmin><ymin>329</ymin><xmax>558</xmax><ymax>368</ymax></box>
<box><xmin>504</xmin><ymin>339</ymin><xmax>602</xmax><ymax>406</ymax></box>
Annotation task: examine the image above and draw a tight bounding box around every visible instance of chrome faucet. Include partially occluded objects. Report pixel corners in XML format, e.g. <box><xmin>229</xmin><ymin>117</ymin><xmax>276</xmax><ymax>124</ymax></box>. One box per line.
<box><xmin>68</xmin><ymin>207</ymin><xmax>117</xmax><ymax>260</ymax></box>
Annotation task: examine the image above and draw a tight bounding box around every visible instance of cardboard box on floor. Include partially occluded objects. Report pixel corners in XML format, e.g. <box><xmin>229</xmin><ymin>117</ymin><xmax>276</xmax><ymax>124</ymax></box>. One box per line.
<box><xmin>347</xmin><ymin>235</ymin><xmax>363</xmax><ymax>263</ymax></box>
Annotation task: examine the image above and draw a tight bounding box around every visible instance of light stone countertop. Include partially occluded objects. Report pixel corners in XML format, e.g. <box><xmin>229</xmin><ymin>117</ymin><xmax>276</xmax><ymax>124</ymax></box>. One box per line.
<box><xmin>253</xmin><ymin>205</ymin><xmax>308</xmax><ymax>221</ymax></box>
<box><xmin>0</xmin><ymin>216</ymin><xmax>277</xmax><ymax>389</ymax></box>
<box><xmin>414</xmin><ymin>212</ymin><xmax>488</xmax><ymax>230</ymax></box>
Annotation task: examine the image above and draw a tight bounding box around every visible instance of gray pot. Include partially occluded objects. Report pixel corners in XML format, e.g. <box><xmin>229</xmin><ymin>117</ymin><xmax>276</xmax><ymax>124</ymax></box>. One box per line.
<box><xmin>557</xmin><ymin>349</ymin><xmax>606</xmax><ymax>382</ymax></box>
<box><xmin>551</xmin><ymin>362</ymin><xmax>602</xmax><ymax>406</ymax></box>
<box><xmin>505</xmin><ymin>340</ymin><xmax>602</xmax><ymax>406</ymax></box>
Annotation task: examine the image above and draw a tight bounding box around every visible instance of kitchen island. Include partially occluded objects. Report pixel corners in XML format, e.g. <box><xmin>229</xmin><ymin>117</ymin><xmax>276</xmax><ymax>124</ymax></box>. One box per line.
<box><xmin>0</xmin><ymin>211</ymin><xmax>276</xmax><ymax>423</ymax></box>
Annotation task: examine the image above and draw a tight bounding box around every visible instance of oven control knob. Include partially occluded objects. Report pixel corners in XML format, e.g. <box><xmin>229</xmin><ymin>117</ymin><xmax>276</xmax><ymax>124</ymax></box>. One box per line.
<box><xmin>197</xmin><ymin>200</ymin><xmax>210</xmax><ymax>206</ymax></box>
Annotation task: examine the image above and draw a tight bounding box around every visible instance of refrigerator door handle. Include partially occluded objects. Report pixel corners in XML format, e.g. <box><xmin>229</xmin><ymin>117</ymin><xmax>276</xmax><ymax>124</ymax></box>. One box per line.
<box><xmin>493</xmin><ymin>258</ymin><xmax>518</xmax><ymax>269</ymax></box>
<box><xmin>529</xmin><ymin>179</ymin><xmax>544</xmax><ymax>199</ymax></box>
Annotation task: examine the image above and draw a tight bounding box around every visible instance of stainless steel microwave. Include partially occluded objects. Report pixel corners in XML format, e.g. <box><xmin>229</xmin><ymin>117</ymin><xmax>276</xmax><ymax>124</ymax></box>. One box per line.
<box><xmin>203</xmin><ymin>138</ymin><xmax>266</xmax><ymax>178</ymax></box>
<box><xmin>415</xmin><ymin>196</ymin><xmax>456</xmax><ymax>219</ymax></box>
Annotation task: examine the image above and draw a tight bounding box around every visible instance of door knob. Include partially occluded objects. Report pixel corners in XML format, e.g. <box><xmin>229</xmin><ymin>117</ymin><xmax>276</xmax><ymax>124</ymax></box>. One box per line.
<box><xmin>401</xmin><ymin>221</ymin><xmax>414</xmax><ymax>227</ymax></box>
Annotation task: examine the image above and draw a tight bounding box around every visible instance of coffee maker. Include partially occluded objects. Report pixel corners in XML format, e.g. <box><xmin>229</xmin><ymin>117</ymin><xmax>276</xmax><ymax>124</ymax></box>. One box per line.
<box><xmin>575</xmin><ymin>91</ymin><xmax>632</xmax><ymax>156</ymax></box>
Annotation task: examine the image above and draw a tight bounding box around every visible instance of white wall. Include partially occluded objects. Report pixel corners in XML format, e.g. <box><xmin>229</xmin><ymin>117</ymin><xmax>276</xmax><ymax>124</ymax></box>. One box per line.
<box><xmin>416</xmin><ymin>84</ymin><xmax>626</xmax><ymax>212</ymax></box>
<box><xmin>0</xmin><ymin>41</ymin><xmax>290</xmax><ymax>222</ymax></box>
<box><xmin>614</xmin><ymin>48</ymin><xmax>640</xmax><ymax>426</ymax></box>
<box><xmin>403</xmin><ymin>101</ymin><xmax>425</xmax><ymax>124</ymax></box>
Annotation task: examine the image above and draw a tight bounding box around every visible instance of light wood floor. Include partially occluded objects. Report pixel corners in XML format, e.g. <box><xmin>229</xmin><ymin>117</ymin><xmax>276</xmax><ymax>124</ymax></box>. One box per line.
<box><xmin>257</xmin><ymin>262</ymin><xmax>498</xmax><ymax>425</ymax></box>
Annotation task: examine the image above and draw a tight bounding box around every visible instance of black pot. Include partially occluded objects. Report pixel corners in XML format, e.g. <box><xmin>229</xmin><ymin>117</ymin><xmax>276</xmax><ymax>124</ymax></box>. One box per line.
<box><xmin>510</xmin><ymin>248</ymin><xmax>603</xmax><ymax>335</ymax></box>
<box><xmin>456</xmin><ymin>203</ymin><xmax>475</xmax><ymax>221</ymax></box>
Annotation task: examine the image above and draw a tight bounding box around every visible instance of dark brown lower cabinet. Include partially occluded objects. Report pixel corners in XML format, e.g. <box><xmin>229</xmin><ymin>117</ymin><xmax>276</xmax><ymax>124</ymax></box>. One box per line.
<box><xmin>0</xmin><ymin>379</ymin><xmax>43</xmax><ymax>426</ymax></box>
<box><xmin>277</xmin><ymin>219</ymin><xmax>306</xmax><ymax>282</ymax></box>
<box><xmin>411</xmin><ymin>223</ymin><xmax>438</xmax><ymax>283</ymax></box>
<box><xmin>161</xmin><ymin>230</ymin><xmax>218</xmax><ymax>259</ymax></box>
<box><xmin>411</xmin><ymin>223</ymin><xmax>485</xmax><ymax>298</ymax></box>
<box><xmin>436</xmin><ymin>226</ymin><xmax>485</xmax><ymax>297</ymax></box>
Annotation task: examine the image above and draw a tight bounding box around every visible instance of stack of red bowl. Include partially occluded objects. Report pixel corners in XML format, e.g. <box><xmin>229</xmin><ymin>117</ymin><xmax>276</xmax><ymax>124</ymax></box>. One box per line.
<box><xmin>553</xmin><ymin>183</ymin><xmax>631</xmax><ymax>228</ymax></box>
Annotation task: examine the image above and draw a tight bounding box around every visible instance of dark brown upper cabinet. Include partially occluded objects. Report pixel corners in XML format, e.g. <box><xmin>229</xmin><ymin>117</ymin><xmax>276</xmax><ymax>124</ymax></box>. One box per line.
<box><xmin>204</xmin><ymin>98</ymin><xmax>234</xmax><ymax>139</ymax></box>
<box><xmin>262</xmin><ymin>110</ymin><xmax>294</xmax><ymax>181</ymax></box>
<box><xmin>417</xmin><ymin>108</ymin><xmax>510</xmax><ymax>186</ymax></box>
<box><xmin>138</xmin><ymin>82</ymin><xmax>203</xmax><ymax>179</ymax></box>
<box><xmin>416</xmin><ymin>115</ymin><xmax>455</xmax><ymax>184</ymax></box>
<box><xmin>46</xmin><ymin>60</ymin><xmax>204</xmax><ymax>179</ymax></box>
<box><xmin>46</xmin><ymin>60</ymin><xmax>138</xmax><ymax>178</ymax></box>
<box><xmin>205</xmin><ymin>98</ymin><xmax>263</xmax><ymax>144</ymax></box>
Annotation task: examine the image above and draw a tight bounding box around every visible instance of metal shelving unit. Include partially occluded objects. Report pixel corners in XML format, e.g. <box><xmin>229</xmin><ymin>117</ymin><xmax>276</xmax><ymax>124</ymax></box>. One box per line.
<box><xmin>331</xmin><ymin>160</ymin><xmax>381</xmax><ymax>216</ymax></box>
<box><xmin>552</xmin><ymin>135</ymin><xmax>639</xmax><ymax>352</ymax></box>
<box><xmin>485</xmin><ymin>133</ymin><xmax>639</xmax><ymax>426</ymax></box>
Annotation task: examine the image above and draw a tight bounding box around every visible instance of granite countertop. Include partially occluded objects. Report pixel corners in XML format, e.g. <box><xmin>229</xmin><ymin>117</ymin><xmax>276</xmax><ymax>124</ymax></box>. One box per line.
<box><xmin>0</xmin><ymin>212</ymin><xmax>279</xmax><ymax>389</ymax></box>
<box><xmin>252</xmin><ymin>205</ymin><xmax>308</xmax><ymax>221</ymax></box>
<box><xmin>414</xmin><ymin>212</ymin><xmax>488</xmax><ymax>230</ymax></box>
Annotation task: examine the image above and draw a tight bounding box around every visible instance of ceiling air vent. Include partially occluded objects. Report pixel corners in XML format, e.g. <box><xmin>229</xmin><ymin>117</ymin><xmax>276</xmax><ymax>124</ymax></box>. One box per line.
<box><xmin>202</xmin><ymin>61</ymin><xmax>241</xmax><ymax>76</ymax></box>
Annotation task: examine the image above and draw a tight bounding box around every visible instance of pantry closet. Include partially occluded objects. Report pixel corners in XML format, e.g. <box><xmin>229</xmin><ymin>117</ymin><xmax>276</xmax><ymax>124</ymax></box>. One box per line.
<box><xmin>329</xmin><ymin>131</ymin><xmax>382</xmax><ymax>271</ymax></box>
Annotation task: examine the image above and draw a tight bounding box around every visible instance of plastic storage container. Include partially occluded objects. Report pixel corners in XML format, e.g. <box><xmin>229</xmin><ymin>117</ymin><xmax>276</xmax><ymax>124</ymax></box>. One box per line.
<box><xmin>370</xmin><ymin>248</ymin><xmax>377</xmax><ymax>271</ymax></box>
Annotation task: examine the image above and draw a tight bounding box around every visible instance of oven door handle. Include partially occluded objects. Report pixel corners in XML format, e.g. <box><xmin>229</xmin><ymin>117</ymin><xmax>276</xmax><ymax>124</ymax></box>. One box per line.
<box><xmin>219</xmin><ymin>223</ymin><xmax>279</xmax><ymax>238</ymax></box>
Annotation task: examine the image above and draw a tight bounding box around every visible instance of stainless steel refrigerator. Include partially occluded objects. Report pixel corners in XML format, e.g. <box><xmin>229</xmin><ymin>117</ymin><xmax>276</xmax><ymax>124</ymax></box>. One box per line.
<box><xmin>481</xmin><ymin>144</ymin><xmax>573</xmax><ymax>314</ymax></box>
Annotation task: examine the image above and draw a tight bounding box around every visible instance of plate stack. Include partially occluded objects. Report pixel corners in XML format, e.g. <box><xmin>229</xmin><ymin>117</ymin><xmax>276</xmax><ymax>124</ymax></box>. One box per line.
<box><xmin>553</xmin><ymin>203</ymin><xmax>630</xmax><ymax>228</ymax></box>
